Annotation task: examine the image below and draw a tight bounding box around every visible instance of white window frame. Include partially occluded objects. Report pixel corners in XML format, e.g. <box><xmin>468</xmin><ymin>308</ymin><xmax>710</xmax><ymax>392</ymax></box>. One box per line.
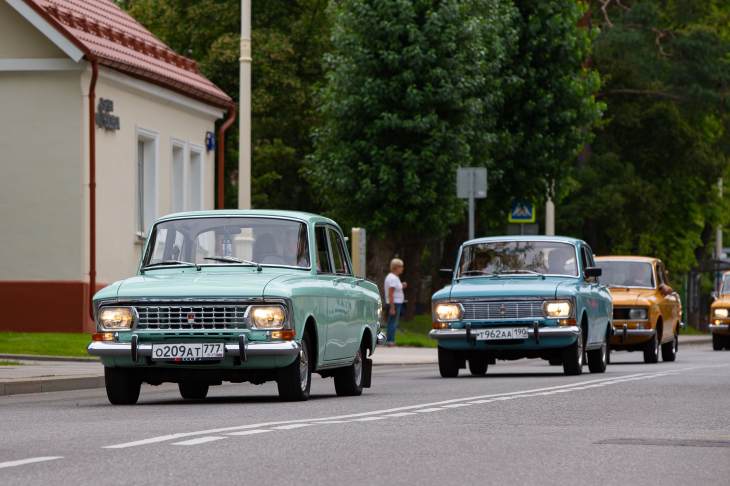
<box><xmin>135</xmin><ymin>127</ymin><xmax>159</xmax><ymax>239</ymax></box>
<box><xmin>187</xmin><ymin>144</ymin><xmax>205</xmax><ymax>211</ymax></box>
<box><xmin>170</xmin><ymin>138</ymin><xmax>187</xmax><ymax>214</ymax></box>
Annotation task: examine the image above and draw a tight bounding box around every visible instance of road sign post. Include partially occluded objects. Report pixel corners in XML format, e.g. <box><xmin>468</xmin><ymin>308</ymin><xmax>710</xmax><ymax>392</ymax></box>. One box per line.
<box><xmin>457</xmin><ymin>167</ymin><xmax>487</xmax><ymax>240</ymax></box>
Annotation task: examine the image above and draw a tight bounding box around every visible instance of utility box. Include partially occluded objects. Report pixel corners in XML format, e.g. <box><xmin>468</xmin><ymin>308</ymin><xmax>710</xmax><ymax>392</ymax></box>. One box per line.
<box><xmin>351</xmin><ymin>227</ymin><xmax>367</xmax><ymax>278</ymax></box>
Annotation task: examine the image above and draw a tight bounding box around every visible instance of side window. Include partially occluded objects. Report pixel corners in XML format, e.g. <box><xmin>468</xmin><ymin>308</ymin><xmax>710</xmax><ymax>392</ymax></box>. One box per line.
<box><xmin>656</xmin><ymin>263</ymin><xmax>666</xmax><ymax>286</ymax></box>
<box><xmin>315</xmin><ymin>226</ymin><xmax>333</xmax><ymax>274</ymax></box>
<box><xmin>580</xmin><ymin>247</ymin><xmax>589</xmax><ymax>272</ymax></box>
<box><xmin>327</xmin><ymin>228</ymin><xmax>351</xmax><ymax>275</ymax></box>
<box><xmin>150</xmin><ymin>228</ymin><xmax>184</xmax><ymax>262</ymax></box>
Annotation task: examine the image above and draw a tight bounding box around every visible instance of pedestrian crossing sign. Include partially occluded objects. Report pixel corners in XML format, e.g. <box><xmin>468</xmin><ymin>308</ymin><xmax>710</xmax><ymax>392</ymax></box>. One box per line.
<box><xmin>509</xmin><ymin>199</ymin><xmax>535</xmax><ymax>223</ymax></box>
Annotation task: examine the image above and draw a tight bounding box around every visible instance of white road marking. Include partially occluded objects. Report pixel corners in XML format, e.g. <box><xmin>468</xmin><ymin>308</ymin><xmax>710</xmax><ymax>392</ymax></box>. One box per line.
<box><xmin>414</xmin><ymin>408</ymin><xmax>442</xmax><ymax>413</ymax></box>
<box><xmin>383</xmin><ymin>412</ymin><xmax>416</xmax><ymax>417</ymax></box>
<box><xmin>105</xmin><ymin>366</ymin><xmax>723</xmax><ymax>449</ymax></box>
<box><xmin>273</xmin><ymin>423</ymin><xmax>314</xmax><ymax>430</ymax></box>
<box><xmin>353</xmin><ymin>416</ymin><xmax>387</xmax><ymax>422</ymax></box>
<box><xmin>441</xmin><ymin>403</ymin><xmax>472</xmax><ymax>408</ymax></box>
<box><xmin>0</xmin><ymin>456</ymin><xmax>63</xmax><ymax>470</ymax></box>
<box><xmin>316</xmin><ymin>420</ymin><xmax>351</xmax><ymax>424</ymax></box>
<box><xmin>227</xmin><ymin>430</ymin><xmax>273</xmax><ymax>437</ymax></box>
<box><xmin>172</xmin><ymin>436</ymin><xmax>226</xmax><ymax>446</ymax></box>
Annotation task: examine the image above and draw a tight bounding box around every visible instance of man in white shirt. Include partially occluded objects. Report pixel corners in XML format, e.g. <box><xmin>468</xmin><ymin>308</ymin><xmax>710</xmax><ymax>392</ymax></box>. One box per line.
<box><xmin>384</xmin><ymin>258</ymin><xmax>407</xmax><ymax>346</ymax></box>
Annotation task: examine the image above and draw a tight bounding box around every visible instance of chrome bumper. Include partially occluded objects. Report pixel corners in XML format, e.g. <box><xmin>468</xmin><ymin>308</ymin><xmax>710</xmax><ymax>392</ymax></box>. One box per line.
<box><xmin>611</xmin><ymin>327</ymin><xmax>656</xmax><ymax>339</ymax></box>
<box><xmin>429</xmin><ymin>326</ymin><xmax>581</xmax><ymax>341</ymax></box>
<box><xmin>709</xmin><ymin>324</ymin><xmax>730</xmax><ymax>333</ymax></box>
<box><xmin>87</xmin><ymin>340</ymin><xmax>301</xmax><ymax>360</ymax></box>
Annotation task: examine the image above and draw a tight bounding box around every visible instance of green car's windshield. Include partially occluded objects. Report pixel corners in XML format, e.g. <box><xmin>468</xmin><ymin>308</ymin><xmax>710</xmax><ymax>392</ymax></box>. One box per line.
<box><xmin>596</xmin><ymin>261</ymin><xmax>654</xmax><ymax>289</ymax></box>
<box><xmin>144</xmin><ymin>217</ymin><xmax>310</xmax><ymax>269</ymax></box>
<box><xmin>458</xmin><ymin>241</ymin><xmax>578</xmax><ymax>278</ymax></box>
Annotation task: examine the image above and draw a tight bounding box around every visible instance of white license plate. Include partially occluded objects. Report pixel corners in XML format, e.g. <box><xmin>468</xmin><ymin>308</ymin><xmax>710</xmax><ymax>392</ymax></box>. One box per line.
<box><xmin>151</xmin><ymin>343</ymin><xmax>225</xmax><ymax>361</ymax></box>
<box><xmin>476</xmin><ymin>327</ymin><xmax>529</xmax><ymax>341</ymax></box>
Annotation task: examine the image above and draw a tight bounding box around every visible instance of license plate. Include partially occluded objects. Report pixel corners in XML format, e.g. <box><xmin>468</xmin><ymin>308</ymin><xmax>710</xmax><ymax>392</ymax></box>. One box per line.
<box><xmin>151</xmin><ymin>343</ymin><xmax>225</xmax><ymax>361</ymax></box>
<box><xmin>476</xmin><ymin>327</ymin><xmax>529</xmax><ymax>341</ymax></box>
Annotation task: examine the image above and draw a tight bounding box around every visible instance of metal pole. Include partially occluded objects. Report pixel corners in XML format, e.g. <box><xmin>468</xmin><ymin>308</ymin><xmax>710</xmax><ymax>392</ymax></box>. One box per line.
<box><xmin>545</xmin><ymin>196</ymin><xmax>555</xmax><ymax>236</ymax></box>
<box><xmin>717</xmin><ymin>178</ymin><xmax>723</xmax><ymax>261</ymax></box>
<box><xmin>238</xmin><ymin>0</ymin><xmax>252</xmax><ymax>209</ymax></box>
<box><xmin>468</xmin><ymin>196</ymin><xmax>475</xmax><ymax>240</ymax></box>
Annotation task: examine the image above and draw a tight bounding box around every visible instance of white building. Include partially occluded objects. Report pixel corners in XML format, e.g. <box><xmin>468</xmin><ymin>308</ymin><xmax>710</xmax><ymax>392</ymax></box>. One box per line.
<box><xmin>0</xmin><ymin>0</ymin><xmax>236</xmax><ymax>332</ymax></box>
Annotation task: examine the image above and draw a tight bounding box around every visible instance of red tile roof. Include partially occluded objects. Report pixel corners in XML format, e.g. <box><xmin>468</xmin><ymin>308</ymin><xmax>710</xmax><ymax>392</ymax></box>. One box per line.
<box><xmin>24</xmin><ymin>0</ymin><xmax>232</xmax><ymax>109</ymax></box>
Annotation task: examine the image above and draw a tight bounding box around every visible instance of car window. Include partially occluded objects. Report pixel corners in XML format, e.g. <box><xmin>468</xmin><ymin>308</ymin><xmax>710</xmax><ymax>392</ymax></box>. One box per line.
<box><xmin>580</xmin><ymin>247</ymin><xmax>589</xmax><ymax>272</ymax></box>
<box><xmin>150</xmin><ymin>228</ymin><xmax>185</xmax><ymax>262</ymax></box>
<box><xmin>327</xmin><ymin>228</ymin><xmax>351</xmax><ymax>275</ymax></box>
<box><xmin>656</xmin><ymin>263</ymin><xmax>666</xmax><ymax>286</ymax></box>
<box><xmin>458</xmin><ymin>241</ymin><xmax>578</xmax><ymax>277</ymax></box>
<box><xmin>315</xmin><ymin>226</ymin><xmax>333</xmax><ymax>274</ymax></box>
<box><xmin>595</xmin><ymin>261</ymin><xmax>655</xmax><ymax>288</ymax></box>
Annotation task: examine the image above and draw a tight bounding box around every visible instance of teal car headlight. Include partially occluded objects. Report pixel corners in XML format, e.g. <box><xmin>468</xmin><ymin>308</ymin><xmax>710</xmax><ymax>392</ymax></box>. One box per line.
<box><xmin>543</xmin><ymin>300</ymin><xmax>572</xmax><ymax>318</ymax></box>
<box><xmin>98</xmin><ymin>307</ymin><xmax>134</xmax><ymax>330</ymax></box>
<box><xmin>434</xmin><ymin>303</ymin><xmax>463</xmax><ymax>322</ymax></box>
<box><xmin>629</xmin><ymin>308</ymin><xmax>648</xmax><ymax>320</ymax></box>
<box><xmin>248</xmin><ymin>305</ymin><xmax>287</xmax><ymax>329</ymax></box>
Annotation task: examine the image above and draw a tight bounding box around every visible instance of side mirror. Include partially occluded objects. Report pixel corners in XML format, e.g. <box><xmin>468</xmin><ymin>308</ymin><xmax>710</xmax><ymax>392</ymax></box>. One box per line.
<box><xmin>584</xmin><ymin>267</ymin><xmax>602</xmax><ymax>279</ymax></box>
<box><xmin>711</xmin><ymin>291</ymin><xmax>718</xmax><ymax>301</ymax></box>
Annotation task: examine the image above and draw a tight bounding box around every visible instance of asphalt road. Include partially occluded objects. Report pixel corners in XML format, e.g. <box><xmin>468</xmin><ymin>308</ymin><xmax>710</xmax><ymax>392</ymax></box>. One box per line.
<box><xmin>1</xmin><ymin>346</ymin><xmax>729</xmax><ymax>485</ymax></box>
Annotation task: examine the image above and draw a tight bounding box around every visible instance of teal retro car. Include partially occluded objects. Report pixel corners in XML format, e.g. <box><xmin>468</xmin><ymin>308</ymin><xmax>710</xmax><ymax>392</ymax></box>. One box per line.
<box><xmin>430</xmin><ymin>236</ymin><xmax>612</xmax><ymax>377</ymax></box>
<box><xmin>88</xmin><ymin>210</ymin><xmax>383</xmax><ymax>404</ymax></box>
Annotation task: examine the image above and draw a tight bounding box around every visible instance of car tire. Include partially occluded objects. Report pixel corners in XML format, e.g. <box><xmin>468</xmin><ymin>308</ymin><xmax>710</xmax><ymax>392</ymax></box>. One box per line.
<box><xmin>277</xmin><ymin>334</ymin><xmax>312</xmax><ymax>401</ymax></box>
<box><xmin>712</xmin><ymin>334</ymin><xmax>724</xmax><ymax>351</ymax></box>
<box><xmin>661</xmin><ymin>332</ymin><xmax>678</xmax><ymax>362</ymax></box>
<box><xmin>587</xmin><ymin>340</ymin><xmax>608</xmax><ymax>373</ymax></box>
<box><xmin>562</xmin><ymin>328</ymin><xmax>584</xmax><ymax>376</ymax></box>
<box><xmin>468</xmin><ymin>356</ymin><xmax>488</xmax><ymax>376</ymax></box>
<box><xmin>643</xmin><ymin>332</ymin><xmax>659</xmax><ymax>363</ymax></box>
<box><xmin>334</xmin><ymin>344</ymin><xmax>365</xmax><ymax>396</ymax></box>
<box><xmin>178</xmin><ymin>382</ymin><xmax>209</xmax><ymax>400</ymax></box>
<box><xmin>438</xmin><ymin>347</ymin><xmax>460</xmax><ymax>378</ymax></box>
<box><xmin>104</xmin><ymin>367</ymin><xmax>141</xmax><ymax>405</ymax></box>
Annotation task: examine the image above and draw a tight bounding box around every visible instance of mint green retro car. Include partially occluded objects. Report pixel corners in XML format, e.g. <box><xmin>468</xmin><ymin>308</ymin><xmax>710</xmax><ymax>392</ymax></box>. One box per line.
<box><xmin>88</xmin><ymin>210</ymin><xmax>383</xmax><ymax>404</ymax></box>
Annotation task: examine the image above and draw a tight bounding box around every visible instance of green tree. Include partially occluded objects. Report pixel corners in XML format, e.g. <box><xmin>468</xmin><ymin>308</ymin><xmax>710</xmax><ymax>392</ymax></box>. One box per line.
<box><xmin>307</xmin><ymin>0</ymin><xmax>516</xmax><ymax>309</ymax></box>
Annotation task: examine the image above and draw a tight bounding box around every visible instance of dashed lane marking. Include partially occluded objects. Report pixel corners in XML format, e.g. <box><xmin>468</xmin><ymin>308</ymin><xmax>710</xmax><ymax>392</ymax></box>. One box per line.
<box><xmin>227</xmin><ymin>430</ymin><xmax>273</xmax><ymax>437</ymax></box>
<box><xmin>172</xmin><ymin>436</ymin><xmax>226</xmax><ymax>446</ymax></box>
<box><xmin>0</xmin><ymin>456</ymin><xmax>63</xmax><ymax>470</ymax></box>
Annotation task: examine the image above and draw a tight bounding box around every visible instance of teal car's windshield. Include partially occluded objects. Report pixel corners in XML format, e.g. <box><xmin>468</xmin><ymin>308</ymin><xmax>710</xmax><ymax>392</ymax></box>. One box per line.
<box><xmin>458</xmin><ymin>241</ymin><xmax>578</xmax><ymax>278</ymax></box>
<box><xmin>144</xmin><ymin>217</ymin><xmax>310</xmax><ymax>269</ymax></box>
<box><xmin>595</xmin><ymin>261</ymin><xmax>654</xmax><ymax>288</ymax></box>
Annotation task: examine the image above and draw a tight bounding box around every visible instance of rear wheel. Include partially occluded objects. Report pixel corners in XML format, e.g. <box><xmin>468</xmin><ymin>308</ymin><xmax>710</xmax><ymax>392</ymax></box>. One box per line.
<box><xmin>562</xmin><ymin>328</ymin><xmax>584</xmax><ymax>376</ymax></box>
<box><xmin>438</xmin><ymin>347</ymin><xmax>460</xmax><ymax>378</ymax></box>
<box><xmin>178</xmin><ymin>382</ymin><xmax>209</xmax><ymax>400</ymax></box>
<box><xmin>277</xmin><ymin>334</ymin><xmax>312</xmax><ymax>401</ymax></box>
<box><xmin>712</xmin><ymin>334</ymin><xmax>724</xmax><ymax>351</ymax></box>
<box><xmin>661</xmin><ymin>332</ymin><xmax>678</xmax><ymax>362</ymax></box>
<box><xmin>104</xmin><ymin>367</ymin><xmax>141</xmax><ymax>405</ymax></box>
<box><xmin>643</xmin><ymin>332</ymin><xmax>659</xmax><ymax>363</ymax></box>
<box><xmin>334</xmin><ymin>344</ymin><xmax>365</xmax><ymax>396</ymax></box>
<box><xmin>468</xmin><ymin>356</ymin><xmax>488</xmax><ymax>376</ymax></box>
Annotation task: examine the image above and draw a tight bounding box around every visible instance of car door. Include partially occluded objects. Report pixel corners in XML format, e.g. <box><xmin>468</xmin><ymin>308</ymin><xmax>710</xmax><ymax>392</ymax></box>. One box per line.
<box><xmin>323</xmin><ymin>226</ymin><xmax>361</xmax><ymax>361</ymax></box>
<box><xmin>313</xmin><ymin>224</ymin><xmax>338</xmax><ymax>361</ymax></box>
<box><xmin>656</xmin><ymin>261</ymin><xmax>679</xmax><ymax>340</ymax></box>
<box><xmin>580</xmin><ymin>245</ymin><xmax>607</xmax><ymax>346</ymax></box>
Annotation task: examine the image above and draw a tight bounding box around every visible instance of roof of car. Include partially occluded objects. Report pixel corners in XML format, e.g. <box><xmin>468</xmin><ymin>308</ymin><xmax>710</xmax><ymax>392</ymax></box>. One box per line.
<box><xmin>594</xmin><ymin>255</ymin><xmax>658</xmax><ymax>263</ymax></box>
<box><xmin>463</xmin><ymin>235</ymin><xmax>584</xmax><ymax>246</ymax></box>
<box><xmin>155</xmin><ymin>209</ymin><xmax>338</xmax><ymax>226</ymax></box>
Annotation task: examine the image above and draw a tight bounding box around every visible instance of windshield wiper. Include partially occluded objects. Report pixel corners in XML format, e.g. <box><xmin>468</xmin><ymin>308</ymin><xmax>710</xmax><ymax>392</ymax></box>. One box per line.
<box><xmin>142</xmin><ymin>260</ymin><xmax>200</xmax><ymax>272</ymax></box>
<box><xmin>204</xmin><ymin>256</ymin><xmax>262</xmax><ymax>272</ymax></box>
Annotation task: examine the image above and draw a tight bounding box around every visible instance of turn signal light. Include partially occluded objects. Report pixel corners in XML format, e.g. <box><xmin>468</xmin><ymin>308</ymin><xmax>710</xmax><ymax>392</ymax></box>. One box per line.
<box><xmin>558</xmin><ymin>318</ymin><xmax>577</xmax><ymax>326</ymax></box>
<box><xmin>271</xmin><ymin>329</ymin><xmax>295</xmax><ymax>340</ymax></box>
<box><xmin>92</xmin><ymin>332</ymin><xmax>114</xmax><ymax>341</ymax></box>
<box><xmin>432</xmin><ymin>322</ymin><xmax>449</xmax><ymax>329</ymax></box>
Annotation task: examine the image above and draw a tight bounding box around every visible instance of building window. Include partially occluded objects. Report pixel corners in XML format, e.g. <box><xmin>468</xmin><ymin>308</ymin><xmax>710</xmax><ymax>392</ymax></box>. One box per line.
<box><xmin>171</xmin><ymin>142</ymin><xmax>185</xmax><ymax>213</ymax></box>
<box><xmin>187</xmin><ymin>145</ymin><xmax>203</xmax><ymax>210</ymax></box>
<box><xmin>136</xmin><ymin>129</ymin><xmax>158</xmax><ymax>236</ymax></box>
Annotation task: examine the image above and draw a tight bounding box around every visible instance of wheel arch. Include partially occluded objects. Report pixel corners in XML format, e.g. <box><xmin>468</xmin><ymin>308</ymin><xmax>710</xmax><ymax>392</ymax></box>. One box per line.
<box><xmin>302</xmin><ymin>315</ymin><xmax>319</xmax><ymax>368</ymax></box>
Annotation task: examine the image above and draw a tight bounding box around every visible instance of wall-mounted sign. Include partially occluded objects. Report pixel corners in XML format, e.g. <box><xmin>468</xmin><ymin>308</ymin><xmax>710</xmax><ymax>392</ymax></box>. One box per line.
<box><xmin>95</xmin><ymin>98</ymin><xmax>120</xmax><ymax>131</ymax></box>
<box><xmin>205</xmin><ymin>131</ymin><xmax>215</xmax><ymax>152</ymax></box>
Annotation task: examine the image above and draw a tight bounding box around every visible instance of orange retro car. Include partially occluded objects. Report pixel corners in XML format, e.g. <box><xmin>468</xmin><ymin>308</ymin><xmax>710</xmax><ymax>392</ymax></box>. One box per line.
<box><xmin>709</xmin><ymin>271</ymin><xmax>730</xmax><ymax>350</ymax></box>
<box><xmin>595</xmin><ymin>256</ymin><xmax>681</xmax><ymax>363</ymax></box>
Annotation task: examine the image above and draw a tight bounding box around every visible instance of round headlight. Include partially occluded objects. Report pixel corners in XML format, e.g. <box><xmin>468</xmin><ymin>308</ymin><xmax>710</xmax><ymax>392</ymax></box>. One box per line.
<box><xmin>249</xmin><ymin>305</ymin><xmax>287</xmax><ymax>329</ymax></box>
<box><xmin>544</xmin><ymin>300</ymin><xmax>572</xmax><ymax>318</ymax></box>
<box><xmin>98</xmin><ymin>307</ymin><xmax>134</xmax><ymax>330</ymax></box>
<box><xmin>629</xmin><ymin>308</ymin><xmax>648</xmax><ymax>320</ymax></box>
<box><xmin>714</xmin><ymin>308</ymin><xmax>729</xmax><ymax>318</ymax></box>
<box><xmin>434</xmin><ymin>303</ymin><xmax>462</xmax><ymax>322</ymax></box>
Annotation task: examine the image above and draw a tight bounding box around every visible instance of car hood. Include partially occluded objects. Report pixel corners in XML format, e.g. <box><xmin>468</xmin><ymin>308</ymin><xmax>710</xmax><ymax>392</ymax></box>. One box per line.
<box><xmin>112</xmin><ymin>270</ymin><xmax>286</xmax><ymax>300</ymax></box>
<box><xmin>608</xmin><ymin>287</ymin><xmax>657</xmax><ymax>306</ymax></box>
<box><xmin>446</xmin><ymin>277</ymin><xmax>576</xmax><ymax>300</ymax></box>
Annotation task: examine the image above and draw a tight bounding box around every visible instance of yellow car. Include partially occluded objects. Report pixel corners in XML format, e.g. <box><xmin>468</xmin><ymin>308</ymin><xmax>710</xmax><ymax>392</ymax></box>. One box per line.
<box><xmin>595</xmin><ymin>256</ymin><xmax>681</xmax><ymax>363</ymax></box>
<box><xmin>710</xmin><ymin>272</ymin><xmax>730</xmax><ymax>350</ymax></box>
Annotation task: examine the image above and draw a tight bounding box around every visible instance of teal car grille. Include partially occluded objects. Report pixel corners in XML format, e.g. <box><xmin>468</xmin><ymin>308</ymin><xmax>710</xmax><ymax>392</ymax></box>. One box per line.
<box><xmin>133</xmin><ymin>304</ymin><xmax>248</xmax><ymax>330</ymax></box>
<box><xmin>462</xmin><ymin>300</ymin><xmax>544</xmax><ymax>321</ymax></box>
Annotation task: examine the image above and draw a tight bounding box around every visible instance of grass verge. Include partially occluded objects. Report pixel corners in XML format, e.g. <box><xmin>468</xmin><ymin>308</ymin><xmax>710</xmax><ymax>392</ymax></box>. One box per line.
<box><xmin>0</xmin><ymin>332</ymin><xmax>90</xmax><ymax>357</ymax></box>
<box><xmin>0</xmin><ymin>360</ymin><xmax>22</xmax><ymax>366</ymax></box>
<box><xmin>680</xmin><ymin>325</ymin><xmax>708</xmax><ymax>335</ymax></box>
<box><xmin>395</xmin><ymin>314</ymin><xmax>436</xmax><ymax>348</ymax></box>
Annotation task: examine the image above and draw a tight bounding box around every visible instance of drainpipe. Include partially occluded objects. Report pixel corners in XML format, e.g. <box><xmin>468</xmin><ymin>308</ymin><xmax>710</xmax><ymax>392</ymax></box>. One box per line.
<box><xmin>88</xmin><ymin>59</ymin><xmax>99</xmax><ymax>321</ymax></box>
<box><xmin>216</xmin><ymin>104</ymin><xmax>237</xmax><ymax>209</ymax></box>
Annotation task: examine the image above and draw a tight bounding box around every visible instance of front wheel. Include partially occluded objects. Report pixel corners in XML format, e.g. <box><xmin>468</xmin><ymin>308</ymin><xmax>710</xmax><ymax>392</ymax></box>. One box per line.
<box><xmin>334</xmin><ymin>345</ymin><xmax>365</xmax><ymax>396</ymax></box>
<box><xmin>587</xmin><ymin>340</ymin><xmax>607</xmax><ymax>373</ymax></box>
<box><xmin>104</xmin><ymin>367</ymin><xmax>141</xmax><ymax>405</ymax></box>
<box><xmin>438</xmin><ymin>347</ymin><xmax>460</xmax><ymax>378</ymax></box>
<box><xmin>277</xmin><ymin>334</ymin><xmax>312</xmax><ymax>401</ymax></box>
<box><xmin>661</xmin><ymin>332</ymin><xmax>678</xmax><ymax>362</ymax></box>
<box><xmin>643</xmin><ymin>332</ymin><xmax>659</xmax><ymax>363</ymax></box>
<box><xmin>178</xmin><ymin>382</ymin><xmax>209</xmax><ymax>400</ymax></box>
<box><xmin>562</xmin><ymin>329</ymin><xmax>584</xmax><ymax>376</ymax></box>
<box><xmin>712</xmin><ymin>334</ymin><xmax>724</xmax><ymax>351</ymax></box>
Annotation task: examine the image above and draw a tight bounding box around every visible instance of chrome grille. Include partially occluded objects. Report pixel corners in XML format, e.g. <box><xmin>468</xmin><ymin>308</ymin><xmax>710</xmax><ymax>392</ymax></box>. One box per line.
<box><xmin>461</xmin><ymin>301</ymin><xmax>544</xmax><ymax>321</ymax></box>
<box><xmin>133</xmin><ymin>304</ymin><xmax>248</xmax><ymax>330</ymax></box>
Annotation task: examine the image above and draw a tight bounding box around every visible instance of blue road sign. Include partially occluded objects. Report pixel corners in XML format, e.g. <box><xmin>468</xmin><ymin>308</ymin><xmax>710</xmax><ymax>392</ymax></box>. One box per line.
<box><xmin>509</xmin><ymin>199</ymin><xmax>535</xmax><ymax>224</ymax></box>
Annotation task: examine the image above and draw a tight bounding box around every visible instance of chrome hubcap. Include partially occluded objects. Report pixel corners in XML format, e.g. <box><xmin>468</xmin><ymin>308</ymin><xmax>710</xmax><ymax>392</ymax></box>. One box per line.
<box><xmin>353</xmin><ymin>350</ymin><xmax>363</xmax><ymax>387</ymax></box>
<box><xmin>577</xmin><ymin>335</ymin><xmax>584</xmax><ymax>366</ymax></box>
<box><xmin>299</xmin><ymin>345</ymin><xmax>309</xmax><ymax>392</ymax></box>
<box><xmin>601</xmin><ymin>343</ymin><xmax>607</xmax><ymax>364</ymax></box>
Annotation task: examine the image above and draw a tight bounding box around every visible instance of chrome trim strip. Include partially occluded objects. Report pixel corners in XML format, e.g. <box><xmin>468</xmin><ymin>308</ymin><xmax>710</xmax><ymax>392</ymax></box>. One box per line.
<box><xmin>88</xmin><ymin>340</ymin><xmax>300</xmax><ymax>359</ymax></box>
<box><xmin>611</xmin><ymin>328</ymin><xmax>656</xmax><ymax>337</ymax></box>
<box><xmin>428</xmin><ymin>326</ymin><xmax>580</xmax><ymax>340</ymax></box>
<box><xmin>709</xmin><ymin>324</ymin><xmax>730</xmax><ymax>332</ymax></box>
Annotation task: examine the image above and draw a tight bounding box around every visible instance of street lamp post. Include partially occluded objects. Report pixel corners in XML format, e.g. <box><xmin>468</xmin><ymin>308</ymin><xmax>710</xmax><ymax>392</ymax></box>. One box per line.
<box><xmin>238</xmin><ymin>0</ymin><xmax>252</xmax><ymax>209</ymax></box>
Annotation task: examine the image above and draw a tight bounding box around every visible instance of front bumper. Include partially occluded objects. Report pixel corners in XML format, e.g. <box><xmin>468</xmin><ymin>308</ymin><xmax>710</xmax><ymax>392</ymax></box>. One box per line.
<box><xmin>610</xmin><ymin>324</ymin><xmax>655</xmax><ymax>344</ymax></box>
<box><xmin>709</xmin><ymin>324</ymin><xmax>730</xmax><ymax>334</ymax></box>
<box><xmin>88</xmin><ymin>339</ymin><xmax>300</xmax><ymax>360</ymax></box>
<box><xmin>429</xmin><ymin>326</ymin><xmax>581</xmax><ymax>341</ymax></box>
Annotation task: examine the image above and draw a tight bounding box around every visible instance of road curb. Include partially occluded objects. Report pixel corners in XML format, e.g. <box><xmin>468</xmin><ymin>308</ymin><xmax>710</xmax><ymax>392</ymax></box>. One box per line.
<box><xmin>0</xmin><ymin>353</ymin><xmax>98</xmax><ymax>363</ymax></box>
<box><xmin>0</xmin><ymin>375</ymin><xmax>104</xmax><ymax>397</ymax></box>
